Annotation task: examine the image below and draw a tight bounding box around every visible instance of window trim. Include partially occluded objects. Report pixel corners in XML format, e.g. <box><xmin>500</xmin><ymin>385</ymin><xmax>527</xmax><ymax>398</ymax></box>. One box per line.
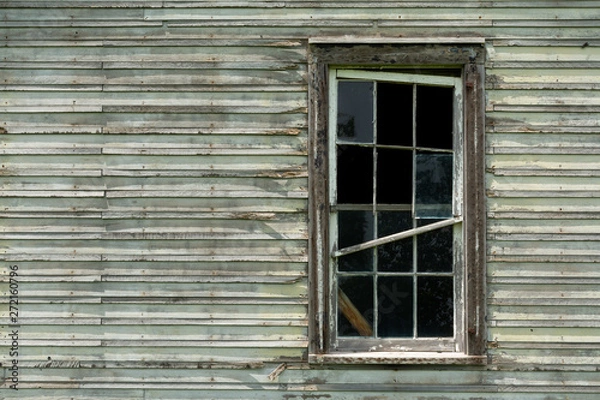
<box><xmin>308</xmin><ymin>42</ymin><xmax>486</xmax><ymax>364</ymax></box>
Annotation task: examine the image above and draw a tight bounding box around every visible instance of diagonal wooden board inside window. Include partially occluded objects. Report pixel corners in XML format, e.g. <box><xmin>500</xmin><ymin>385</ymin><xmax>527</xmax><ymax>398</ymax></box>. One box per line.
<box><xmin>338</xmin><ymin>288</ymin><xmax>373</xmax><ymax>336</ymax></box>
<box><xmin>333</xmin><ymin>218</ymin><xmax>461</xmax><ymax>258</ymax></box>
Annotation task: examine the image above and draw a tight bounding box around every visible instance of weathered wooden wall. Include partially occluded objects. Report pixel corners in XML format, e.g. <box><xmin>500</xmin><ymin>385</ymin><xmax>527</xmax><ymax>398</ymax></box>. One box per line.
<box><xmin>2</xmin><ymin>1</ymin><xmax>600</xmax><ymax>398</ymax></box>
<box><xmin>486</xmin><ymin>40</ymin><xmax>600</xmax><ymax>374</ymax></box>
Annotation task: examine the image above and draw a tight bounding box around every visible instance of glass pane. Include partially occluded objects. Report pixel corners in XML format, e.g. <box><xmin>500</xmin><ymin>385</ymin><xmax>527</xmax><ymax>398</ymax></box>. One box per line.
<box><xmin>338</xmin><ymin>250</ymin><xmax>373</xmax><ymax>272</ymax></box>
<box><xmin>339</xmin><ymin>210</ymin><xmax>374</xmax><ymax>248</ymax></box>
<box><xmin>377</xmin><ymin>211</ymin><xmax>413</xmax><ymax>272</ymax></box>
<box><xmin>417</xmin><ymin>277</ymin><xmax>454</xmax><ymax>337</ymax></box>
<box><xmin>338</xmin><ymin>276</ymin><xmax>374</xmax><ymax>337</ymax></box>
<box><xmin>378</xmin><ymin>211</ymin><xmax>412</xmax><ymax>238</ymax></box>
<box><xmin>337</xmin><ymin>145</ymin><xmax>373</xmax><ymax>204</ymax></box>
<box><xmin>378</xmin><ymin>241</ymin><xmax>413</xmax><ymax>273</ymax></box>
<box><xmin>377</xmin><ymin>148</ymin><xmax>412</xmax><ymax>205</ymax></box>
<box><xmin>338</xmin><ymin>210</ymin><xmax>374</xmax><ymax>272</ymax></box>
<box><xmin>377</xmin><ymin>276</ymin><xmax>413</xmax><ymax>338</ymax></box>
<box><xmin>415</xmin><ymin>152</ymin><xmax>453</xmax><ymax>218</ymax></box>
<box><xmin>416</xmin><ymin>85</ymin><xmax>453</xmax><ymax>150</ymax></box>
<box><xmin>377</xmin><ymin>82</ymin><xmax>413</xmax><ymax>146</ymax></box>
<box><xmin>416</xmin><ymin>221</ymin><xmax>453</xmax><ymax>273</ymax></box>
<box><xmin>337</xmin><ymin>81</ymin><xmax>374</xmax><ymax>143</ymax></box>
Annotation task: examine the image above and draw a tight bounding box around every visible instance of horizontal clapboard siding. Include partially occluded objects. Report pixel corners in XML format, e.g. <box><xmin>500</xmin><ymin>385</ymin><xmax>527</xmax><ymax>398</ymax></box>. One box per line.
<box><xmin>3</xmin><ymin>2</ymin><xmax>600</xmax><ymax>39</ymax></box>
<box><xmin>1</xmin><ymin>25</ymin><xmax>310</xmax><ymax>372</ymax></box>
<box><xmin>2</xmin><ymin>0</ymin><xmax>600</xmax><ymax>399</ymax></box>
<box><xmin>6</xmin><ymin>366</ymin><xmax>600</xmax><ymax>398</ymax></box>
<box><xmin>486</xmin><ymin>40</ymin><xmax>600</xmax><ymax>369</ymax></box>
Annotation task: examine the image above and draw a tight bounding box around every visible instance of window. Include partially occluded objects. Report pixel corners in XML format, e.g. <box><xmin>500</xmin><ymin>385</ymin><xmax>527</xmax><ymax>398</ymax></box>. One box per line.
<box><xmin>333</xmin><ymin>69</ymin><xmax>462</xmax><ymax>348</ymax></box>
<box><xmin>309</xmin><ymin>42</ymin><xmax>486</xmax><ymax>363</ymax></box>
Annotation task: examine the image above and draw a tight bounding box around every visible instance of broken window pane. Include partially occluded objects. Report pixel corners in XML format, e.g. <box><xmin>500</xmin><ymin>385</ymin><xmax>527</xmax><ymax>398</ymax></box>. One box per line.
<box><xmin>377</xmin><ymin>148</ymin><xmax>412</xmax><ymax>205</ymax></box>
<box><xmin>337</xmin><ymin>81</ymin><xmax>374</xmax><ymax>143</ymax></box>
<box><xmin>417</xmin><ymin>276</ymin><xmax>454</xmax><ymax>337</ymax></box>
<box><xmin>416</xmin><ymin>85</ymin><xmax>453</xmax><ymax>150</ymax></box>
<box><xmin>415</xmin><ymin>152</ymin><xmax>453</xmax><ymax>218</ymax></box>
<box><xmin>377</xmin><ymin>276</ymin><xmax>413</xmax><ymax>337</ymax></box>
<box><xmin>337</xmin><ymin>145</ymin><xmax>373</xmax><ymax>204</ymax></box>
<box><xmin>338</xmin><ymin>275</ymin><xmax>374</xmax><ymax>337</ymax></box>
<box><xmin>377</xmin><ymin>82</ymin><xmax>413</xmax><ymax>146</ymax></box>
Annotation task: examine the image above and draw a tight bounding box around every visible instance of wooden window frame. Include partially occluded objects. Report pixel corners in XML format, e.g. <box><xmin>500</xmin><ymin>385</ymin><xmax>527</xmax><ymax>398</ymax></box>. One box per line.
<box><xmin>308</xmin><ymin>42</ymin><xmax>486</xmax><ymax>364</ymax></box>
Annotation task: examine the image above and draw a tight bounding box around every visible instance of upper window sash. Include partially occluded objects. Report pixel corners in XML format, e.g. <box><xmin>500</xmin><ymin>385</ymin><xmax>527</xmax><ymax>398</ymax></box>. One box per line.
<box><xmin>328</xmin><ymin>69</ymin><xmax>465</xmax><ymax>253</ymax></box>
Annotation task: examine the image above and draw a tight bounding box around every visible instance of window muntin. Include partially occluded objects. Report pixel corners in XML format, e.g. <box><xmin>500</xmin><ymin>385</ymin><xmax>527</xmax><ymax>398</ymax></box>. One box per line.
<box><xmin>329</xmin><ymin>69</ymin><xmax>464</xmax><ymax>352</ymax></box>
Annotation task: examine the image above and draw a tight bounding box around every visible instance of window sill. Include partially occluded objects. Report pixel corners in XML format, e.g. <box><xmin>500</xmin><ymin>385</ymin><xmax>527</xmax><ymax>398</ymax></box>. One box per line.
<box><xmin>309</xmin><ymin>352</ymin><xmax>487</xmax><ymax>365</ymax></box>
